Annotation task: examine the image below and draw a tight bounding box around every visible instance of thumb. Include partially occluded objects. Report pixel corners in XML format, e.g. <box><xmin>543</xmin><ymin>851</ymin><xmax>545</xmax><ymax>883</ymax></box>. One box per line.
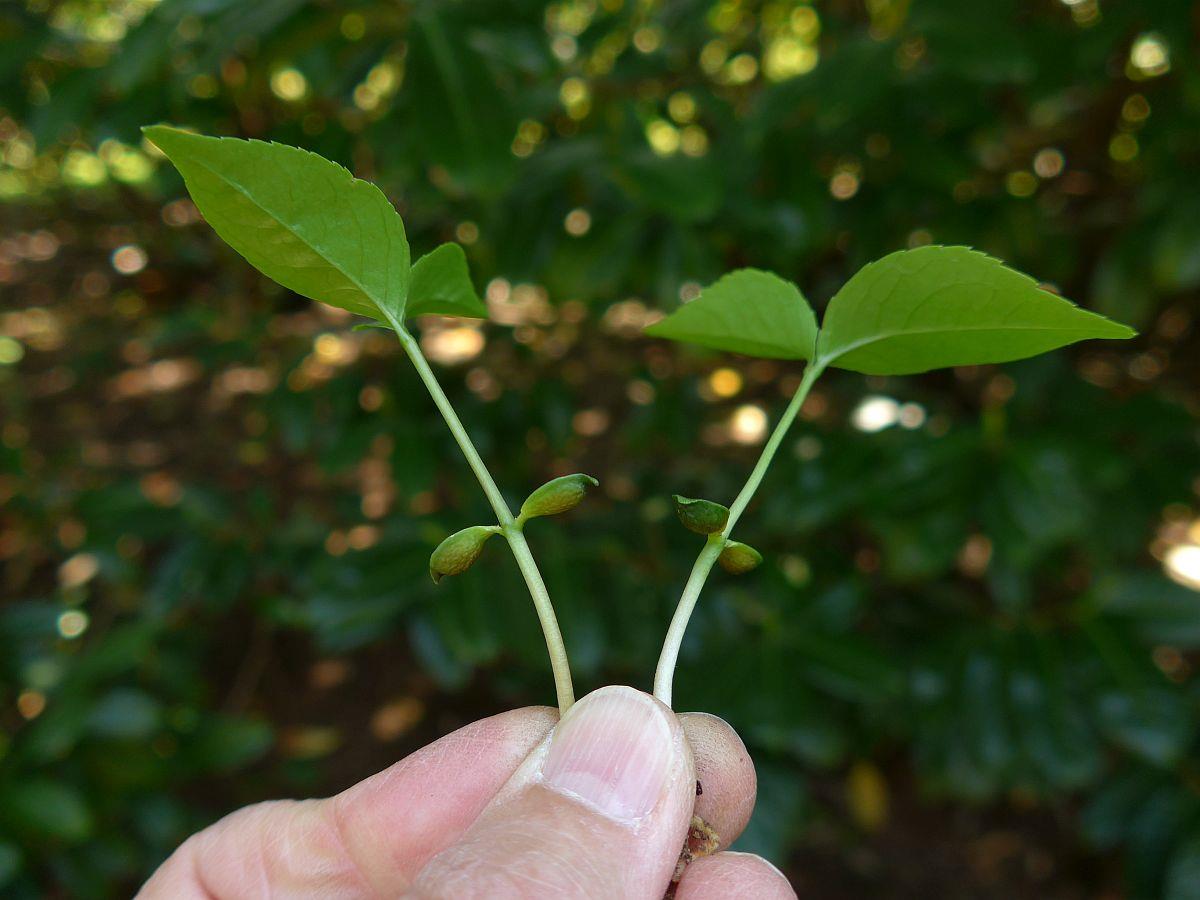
<box><xmin>408</xmin><ymin>686</ymin><xmax>695</xmax><ymax>899</ymax></box>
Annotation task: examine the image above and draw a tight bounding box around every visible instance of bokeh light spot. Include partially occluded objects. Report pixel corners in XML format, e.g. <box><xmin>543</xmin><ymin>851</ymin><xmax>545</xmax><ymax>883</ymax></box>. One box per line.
<box><xmin>57</xmin><ymin>610</ymin><xmax>89</xmax><ymax>639</ymax></box>
<box><xmin>646</xmin><ymin>119</ymin><xmax>680</xmax><ymax>156</ymax></box>
<box><xmin>564</xmin><ymin>208</ymin><xmax>591</xmax><ymax>236</ymax></box>
<box><xmin>270</xmin><ymin>68</ymin><xmax>308</xmax><ymax>101</ymax></box>
<box><xmin>1033</xmin><ymin>148</ymin><xmax>1065</xmax><ymax>179</ymax></box>
<box><xmin>852</xmin><ymin>396</ymin><xmax>900</xmax><ymax>432</ymax></box>
<box><xmin>830</xmin><ymin>170</ymin><xmax>860</xmax><ymax>200</ymax></box>
<box><xmin>1165</xmin><ymin>544</ymin><xmax>1200</xmax><ymax>591</ymax></box>
<box><xmin>112</xmin><ymin>244</ymin><xmax>148</xmax><ymax>275</ymax></box>
<box><xmin>708</xmin><ymin>367</ymin><xmax>743</xmax><ymax>399</ymax></box>
<box><xmin>0</xmin><ymin>337</ymin><xmax>24</xmax><ymax>365</ymax></box>
<box><xmin>1128</xmin><ymin>33</ymin><xmax>1170</xmax><ymax>78</ymax></box>
<box><xmin>730</xmin><ymin>404</ymin><xmax>768</xmax><ymax>444</ymax></box>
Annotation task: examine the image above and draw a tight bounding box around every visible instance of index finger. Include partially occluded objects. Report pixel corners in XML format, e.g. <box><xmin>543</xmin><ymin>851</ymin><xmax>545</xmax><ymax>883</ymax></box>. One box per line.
<box><xmin>138</xmin><ymin>706</ymin><xmax>558</xmax><ymax>898</ymax></box>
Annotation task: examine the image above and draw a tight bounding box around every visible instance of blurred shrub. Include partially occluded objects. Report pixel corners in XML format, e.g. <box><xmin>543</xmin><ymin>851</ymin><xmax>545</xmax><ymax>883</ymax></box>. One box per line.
<box><xmin>1</xmin><ymin>0</ymin><xmax>1198</xmax><ymax>896</ymax></box>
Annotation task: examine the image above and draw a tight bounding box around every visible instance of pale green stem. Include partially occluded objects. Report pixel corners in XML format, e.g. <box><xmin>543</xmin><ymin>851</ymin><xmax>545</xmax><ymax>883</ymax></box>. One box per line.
<box><xmin>653</xmin><ymin>361</ymin><xmax>825</xmax><ymax>707</ymax></box>
<box><xmin>504</xmin><ymin>525</ymin><xmax>574</xmax><ymax>711</ymax></box>
<box><xmin>389</xmin><ymin>318</ymin><xmax>575</xmax><ymax>712</ymax></box>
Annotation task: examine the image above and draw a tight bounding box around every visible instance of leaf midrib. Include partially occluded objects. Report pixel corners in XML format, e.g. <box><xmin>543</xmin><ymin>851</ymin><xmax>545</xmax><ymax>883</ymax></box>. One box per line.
<box><xmin>187</xmin><ymin>150</ymin><xmax>382</xmax><ymax>312</ymax></box>
<box><xmin>818</xmin><ymin>320</ymin><xmax>1124</xmax><ymax>366</ymax></box>
<box><xmin>646</xmin><ymin>325</ymin><xmax>808</xmax><ymax>360</ymax></box>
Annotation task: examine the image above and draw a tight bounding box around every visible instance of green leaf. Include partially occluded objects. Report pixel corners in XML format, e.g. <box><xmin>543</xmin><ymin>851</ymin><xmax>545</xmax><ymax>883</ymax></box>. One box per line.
<box><xmin>816</xmin><ymin>246</ymin><xmax>1135</xmax><ymax>375</ymax></box>
<box><xmin>645</xmin><ymin>269</ymin><xmax>819</xmax><ymax>360</ymax></box>
<box><xmin>672</xmin><ymin>495</ymin><xmax>730</xmax><ymax>535</ymax></box>
<box><xmin>408</xmin><ymin>243</ymin><xmax>488</xmax><ymax>319</ymax></box>
<box><xmin>142</xmin><ymin>125</ymin><xmax>410</xmax><ymax>321</ymax></box>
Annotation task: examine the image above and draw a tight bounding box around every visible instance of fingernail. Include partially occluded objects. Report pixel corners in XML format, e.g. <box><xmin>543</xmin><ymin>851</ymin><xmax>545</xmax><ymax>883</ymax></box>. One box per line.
<box><xmin>541</xmin><ymin>686</ymin><xmax>674</xmax><ymax>822</ymax></box>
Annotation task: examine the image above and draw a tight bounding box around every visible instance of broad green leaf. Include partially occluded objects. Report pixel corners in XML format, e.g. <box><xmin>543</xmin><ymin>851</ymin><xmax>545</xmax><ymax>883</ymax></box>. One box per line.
<box><xmin>645</xmin><ymin>269</ymin><xmax>819</xmax><ymax>360</ymax></box>
<box><xmin>408</xmin><ymin>243</ymin><xmax>488</xmax><ymax>319</ymax></box>
<box><xmin>816</xmin><ymin>246</ymin><xmax>1135</xmax><ymax>375</ymax></box>
<box><xmin>143</xmin><ymin>125</ymin><xmax>410</xmax><ymax>320</ymax></box>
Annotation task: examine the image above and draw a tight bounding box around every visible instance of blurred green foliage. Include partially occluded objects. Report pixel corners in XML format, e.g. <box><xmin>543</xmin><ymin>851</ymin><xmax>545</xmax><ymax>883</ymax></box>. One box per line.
<box><xmin>1</xmin><ymin>0</ymin><xmax>1198</xmax><ymax>896</ymax></box>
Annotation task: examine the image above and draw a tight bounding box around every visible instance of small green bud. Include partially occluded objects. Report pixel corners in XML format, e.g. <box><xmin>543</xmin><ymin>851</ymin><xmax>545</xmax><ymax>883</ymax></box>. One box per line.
<box><xmin>718</xmin><ymin>541</ymin><xmax>762</xmax><ymax>574</ymax></box>
<box><xmin>673</xmin><ymin>495</ymin><xmax>730</xmax><ymax>535</ymax></box>
<box><xmin>519</xmin><ymin>473</ymin><xmax>599</xmax><ymax>522</ymax></box>
<box><xmin>430</xmin><ymin>525</ymin><xmax>499</xmax><ymax>583</ymax></box>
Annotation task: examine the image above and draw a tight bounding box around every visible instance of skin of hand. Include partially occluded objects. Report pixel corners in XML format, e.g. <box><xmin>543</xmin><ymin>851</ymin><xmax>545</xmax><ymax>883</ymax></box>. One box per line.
<box><xmin>138</xmin><ymin>685</ymin><xmax>797</xmax><ymax>899</ymax></box>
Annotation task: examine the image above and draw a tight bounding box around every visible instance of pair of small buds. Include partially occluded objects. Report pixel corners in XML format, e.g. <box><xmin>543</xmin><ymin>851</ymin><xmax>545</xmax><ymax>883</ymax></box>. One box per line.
<box><xmin>430</xmin><ymin>474</ymin><xmax>599</xmax><ymax>583</ymax></box>
<box><xmin>672</xmin><ymin>495</ymin><xmax>763</xmax><ymax>574</ymax></box>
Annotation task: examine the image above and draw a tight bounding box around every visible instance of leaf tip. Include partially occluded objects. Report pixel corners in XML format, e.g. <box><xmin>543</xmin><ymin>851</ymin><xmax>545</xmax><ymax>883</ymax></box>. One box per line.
<box><xmin>140</xmin><ymin>124</ymin><xmax>170</xmax><ymax>148</ymax></box>
<box><xmin>1111</xmin><ymin>322</ymin><xmax>1139</xmax><ymax>339</ymax></box>
<box><xmin>642</xmin><ymin>319</ymin><xmax>667</xmax><ymax>338</ymax></box>
<box><xmin>141</xmin><ymin>125</ymin><xmax>208</xmax><ymax>163</ymax></box>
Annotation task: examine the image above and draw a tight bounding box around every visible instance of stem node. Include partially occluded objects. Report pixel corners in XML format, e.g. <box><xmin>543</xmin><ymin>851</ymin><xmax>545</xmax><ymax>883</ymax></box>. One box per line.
<box><xmin>652</xmin><ymin>362</ymin><xmax>824</xmax><ymax>708</ymax></box>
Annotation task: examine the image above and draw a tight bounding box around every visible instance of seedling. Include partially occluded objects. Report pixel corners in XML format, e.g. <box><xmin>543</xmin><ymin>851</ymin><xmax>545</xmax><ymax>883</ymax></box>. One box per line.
<box><xmin>143</xmin><ymin>126</ymin><xmax>1135</xmax><ymax>716</ymax></box>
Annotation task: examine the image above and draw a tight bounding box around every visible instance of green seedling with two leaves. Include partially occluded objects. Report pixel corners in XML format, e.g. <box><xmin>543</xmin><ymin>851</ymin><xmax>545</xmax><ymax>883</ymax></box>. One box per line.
<box><xmin>143</xmin><ymin>125</ymin><xmax>1134</xmax><ymax>714</ymax></box>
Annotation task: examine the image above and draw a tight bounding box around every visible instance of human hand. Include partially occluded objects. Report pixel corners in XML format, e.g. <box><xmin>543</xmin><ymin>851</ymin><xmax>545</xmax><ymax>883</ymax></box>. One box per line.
<box><xmin>139</xmin><ymin>685</ymin><xmax>796</xmax><ymax>898</ymax></box>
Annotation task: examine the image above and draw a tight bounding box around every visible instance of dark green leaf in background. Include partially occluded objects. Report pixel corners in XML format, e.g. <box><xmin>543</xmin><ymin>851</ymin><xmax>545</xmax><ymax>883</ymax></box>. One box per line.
<box><xmin>406</xmin><ymin>11</ymin><xmax>518</xmax><ymax>192</ymax></box>
<box><xmin>0</xmin><ymin>843</ymin><xmax>20</xmax><ymax>888</ymax></box>
<box><xmin>2</xmin><ymin>781</ymin><xmax>93</xmax><ymax>844</ymax></box>
<box><xmin>1165</xmin><ymin>835</ymin><xmax>1200</xmax><ymax>900</ymax></box>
